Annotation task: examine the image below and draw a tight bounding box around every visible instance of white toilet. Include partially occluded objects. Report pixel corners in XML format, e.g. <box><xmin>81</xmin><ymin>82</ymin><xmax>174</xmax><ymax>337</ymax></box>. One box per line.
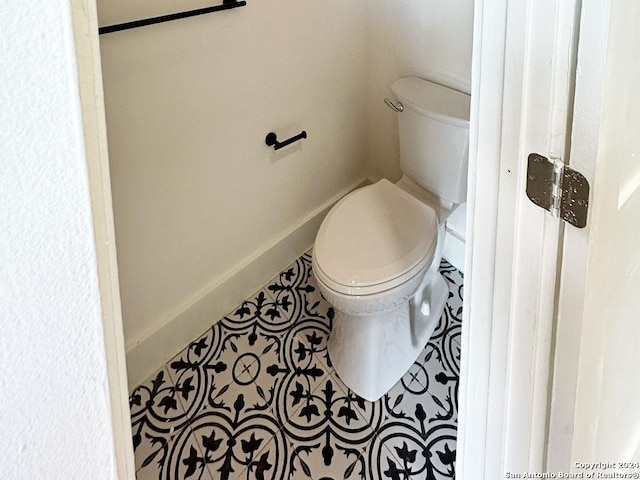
<box><xmin>312</xmin><ymin>76</ymin><xmax>470</xmax><ymax>401</ymax></box>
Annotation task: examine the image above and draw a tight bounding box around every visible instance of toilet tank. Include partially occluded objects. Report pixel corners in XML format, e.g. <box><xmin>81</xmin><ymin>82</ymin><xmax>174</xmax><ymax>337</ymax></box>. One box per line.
<box><xmin>391</xmin><ymin>77</ymin><xmax>471</xmax><ymax>205</ymax></box>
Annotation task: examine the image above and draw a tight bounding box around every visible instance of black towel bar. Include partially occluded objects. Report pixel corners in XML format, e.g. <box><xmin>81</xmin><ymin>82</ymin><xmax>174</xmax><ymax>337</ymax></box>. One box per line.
<box><xmin>265</xmin><ymin>131</ymin><xmax>307</xmax><ymax>151</ymax></box>
<box><xmin>99</xmin><ymin>0</ymin><xmax>247</xmax><ymax>35</ymax></box>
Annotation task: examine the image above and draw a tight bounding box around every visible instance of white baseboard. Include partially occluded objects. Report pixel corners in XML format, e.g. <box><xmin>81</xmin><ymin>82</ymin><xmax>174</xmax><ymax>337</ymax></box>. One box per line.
<box><xmin>443</xmin><ymin>229</ymin><xmax>466</xmax><ymax>274</ymax></box>
<box><xmin>125</xmin><ymin>177</ymin><xmax>369</xmax><ymax>390</ymax></box>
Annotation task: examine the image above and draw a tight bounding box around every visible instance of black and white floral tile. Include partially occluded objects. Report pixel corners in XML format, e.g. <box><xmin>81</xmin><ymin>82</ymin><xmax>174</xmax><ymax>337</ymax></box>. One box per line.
<box><xmin>129</xmin><ymin>251</ymin><xmax>463</xmax><ymax>480</ymax></box>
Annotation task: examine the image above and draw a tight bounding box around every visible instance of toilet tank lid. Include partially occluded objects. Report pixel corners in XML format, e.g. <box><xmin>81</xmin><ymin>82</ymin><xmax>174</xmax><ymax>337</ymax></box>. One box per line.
<box><xmin>391</xmin><ymin>77</ymin><xmax>471</xmax><ymax>127</ymax></box>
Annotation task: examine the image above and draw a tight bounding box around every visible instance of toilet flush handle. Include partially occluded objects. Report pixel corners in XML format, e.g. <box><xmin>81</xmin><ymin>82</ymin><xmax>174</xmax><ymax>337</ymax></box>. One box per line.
<box><xmin>384</xmin><ymin>98</ymin><xmax>404</xmax><ymax>112</ymax></box>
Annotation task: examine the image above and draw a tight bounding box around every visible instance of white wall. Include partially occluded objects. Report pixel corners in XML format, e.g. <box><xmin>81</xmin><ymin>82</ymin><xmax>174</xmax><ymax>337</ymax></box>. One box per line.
<box><xmin>98</xmin><ymin>0</ymin><xmax>474</xmax><ymax>385</ymax></box>
<box><xmin>0</xmin><ymin>0</ymin><xmax>120</xmax><ymax>477</ymax></box>
<box><xmin>99</xmin><ymin>0</ymin><xmax>367</xmax><ymax>356</ymax></box>
<box><xmin>364</xmin><ymin>0</ymin><xmax>474</xmax><ymax>181</ymax></box>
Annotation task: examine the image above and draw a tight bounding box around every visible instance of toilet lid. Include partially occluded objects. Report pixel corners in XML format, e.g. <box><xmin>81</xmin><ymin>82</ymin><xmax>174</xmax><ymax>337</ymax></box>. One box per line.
<box><xmin>314</xmin><ymin>179</ymin><xmax>438</xmax><ymax>294</ymax></box>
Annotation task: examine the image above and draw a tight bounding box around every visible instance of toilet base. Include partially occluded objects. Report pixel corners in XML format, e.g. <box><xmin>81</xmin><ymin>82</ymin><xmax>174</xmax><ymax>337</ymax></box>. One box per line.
<box><xmin>327</xmin><ymin>273</ymin><xmax>449</xmax><ymax>401</ymax></box>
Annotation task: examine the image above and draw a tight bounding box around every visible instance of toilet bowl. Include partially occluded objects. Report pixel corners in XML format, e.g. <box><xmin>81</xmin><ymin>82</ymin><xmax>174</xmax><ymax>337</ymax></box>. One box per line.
<box><xmin>313</xmin><ymin>178</ymin><xmax>450</xmax><ymax>401</ymax></box>
<box><xmin>312</xmin><ymin>76</ymin><xmax>470</xmax><ymax>401</ymax></box>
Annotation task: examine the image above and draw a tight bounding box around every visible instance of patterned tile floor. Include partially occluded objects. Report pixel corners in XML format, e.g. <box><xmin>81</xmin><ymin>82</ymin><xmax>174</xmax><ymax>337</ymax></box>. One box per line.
<box><xmin>129</xmin><ymin>252</ymin><xmax>463</xmax><ymax>480</ymax></box>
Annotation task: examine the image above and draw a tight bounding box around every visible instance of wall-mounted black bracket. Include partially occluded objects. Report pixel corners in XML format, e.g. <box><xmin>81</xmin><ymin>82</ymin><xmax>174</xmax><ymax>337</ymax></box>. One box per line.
<box><xmin>99</xmin><ymin>0</ymin><xmax>247</xmax><ymax>35</ymax></box>
<box><xmin>265</xmin><ymin>131</ymin><xmax>307</xmax><ymax>151</ymax></box>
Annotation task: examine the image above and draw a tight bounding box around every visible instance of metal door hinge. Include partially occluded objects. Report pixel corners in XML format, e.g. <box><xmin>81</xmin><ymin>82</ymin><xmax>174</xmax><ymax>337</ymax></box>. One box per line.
<box><xmin>526</xmin><ymin>153</ymin><xmax>589</xmax><ymax>228</ymax></box>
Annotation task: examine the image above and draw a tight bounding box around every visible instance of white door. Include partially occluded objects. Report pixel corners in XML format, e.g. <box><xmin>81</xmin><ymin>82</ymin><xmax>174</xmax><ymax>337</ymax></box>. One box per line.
<box><xmin>547</xmin><ymin>0</ymin><xmax>640</xmax><ymax>473</ymax></box>
<box><xmin>460</xmin><ymin>0</ymin><xmax>640</xmax><ymax>477</ymax></box>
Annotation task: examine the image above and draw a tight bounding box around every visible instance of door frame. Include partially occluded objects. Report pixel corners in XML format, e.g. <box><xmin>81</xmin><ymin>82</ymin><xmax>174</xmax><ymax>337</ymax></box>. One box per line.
<box><xmin>70</xmin><ymin>0</ymin><xmax>136</xmax><ymax>478</ymax></box>
<box><xmin>458</xmin><ymin>0</ymin><xmax>582</xmax><ymax>477</ymax></box>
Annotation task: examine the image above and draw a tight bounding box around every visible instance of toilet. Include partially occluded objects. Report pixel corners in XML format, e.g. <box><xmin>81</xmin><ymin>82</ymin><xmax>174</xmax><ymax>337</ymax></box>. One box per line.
<box><xmin>312</xmin><ymin>76</ymin><xmax>470</xmax><ymax>401</ymax></box>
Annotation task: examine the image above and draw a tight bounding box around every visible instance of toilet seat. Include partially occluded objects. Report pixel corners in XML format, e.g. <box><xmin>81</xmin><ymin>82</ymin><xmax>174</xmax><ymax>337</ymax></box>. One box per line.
<box><xmin>314</xmin><ymin>179</ymin><xmax>438</xmax><ymax>296</ymax></box>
